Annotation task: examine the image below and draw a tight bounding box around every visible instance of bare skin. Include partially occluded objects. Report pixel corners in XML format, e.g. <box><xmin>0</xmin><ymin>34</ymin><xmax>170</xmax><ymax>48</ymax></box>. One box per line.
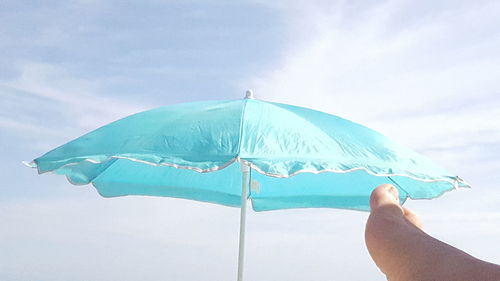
<box><xmin>365</xmin><ymin>184</ymin><xmax>500</xmax><ymax>281</ymax></box>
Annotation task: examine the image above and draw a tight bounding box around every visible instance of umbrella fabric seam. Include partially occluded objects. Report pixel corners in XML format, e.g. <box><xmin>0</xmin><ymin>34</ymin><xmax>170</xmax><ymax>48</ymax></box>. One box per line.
<box><xmin>235</xmin><ymin>98</ymin><xmax>248</xmax><ymax>157</ymax></box>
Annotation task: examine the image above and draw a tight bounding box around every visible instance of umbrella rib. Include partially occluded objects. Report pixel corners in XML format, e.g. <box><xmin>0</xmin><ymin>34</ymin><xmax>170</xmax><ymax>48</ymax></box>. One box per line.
<box><xmin>387</xmin><ymin>176</ymin><xmax>411</xmax><ymax>199</ymax></box>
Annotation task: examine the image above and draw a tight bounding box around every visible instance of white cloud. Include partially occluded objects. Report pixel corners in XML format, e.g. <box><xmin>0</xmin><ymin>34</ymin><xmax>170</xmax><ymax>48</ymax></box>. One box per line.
<box><xmin>243</xmin><ymin>0</ymin><xmax>500</xmax><ymax>270</ymax></box>
<box><xmin>6</xmin><ymin>63</ymin><xmax>148</xmax><ymax>122</ymax></box>
<box><xmin>3</xmin><ymin>1</ymin><xmax>500</xmax><ymax>280</ymax></box>
<box><xmin>247</xmin><ymin>1</ymin><xmax>500</xmax><ymax>117</ymax></box>
<box><xmin>0</xmin><ymin>62</ymin><xmax>152</xmax><ymax>149</ymax></box>
<box><xmin>245</xmin><ymin>0</ymin><xmax>500</xmax><ymax>180</ymax></box>
<box><xmin>0</xmin><ymin>196</ymin><xmax>383</xmax><ymax>281</ymax></box>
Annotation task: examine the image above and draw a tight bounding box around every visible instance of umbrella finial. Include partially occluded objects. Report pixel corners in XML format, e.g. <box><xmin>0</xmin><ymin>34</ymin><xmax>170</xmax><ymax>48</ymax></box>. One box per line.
<box><xmin>245</xmin><ymin>89</ymin><xmax>254</xmax><ymax>99</ymax></box>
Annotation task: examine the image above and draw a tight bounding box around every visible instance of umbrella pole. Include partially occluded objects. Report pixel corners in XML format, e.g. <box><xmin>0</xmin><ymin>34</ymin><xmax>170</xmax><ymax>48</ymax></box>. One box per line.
<box><xmin>237</xmin><ymin>162</ymin><xmax>250</xmax><ymax>281</ymax></box>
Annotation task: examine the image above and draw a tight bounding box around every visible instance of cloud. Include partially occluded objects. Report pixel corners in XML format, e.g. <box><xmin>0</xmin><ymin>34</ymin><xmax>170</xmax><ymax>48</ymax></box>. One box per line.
<box><xmin>0</xmin><ymin>197</ymin><xmax>240</xmax><ymax>281</ymax></box>
<box><xmin>244</xmin><ymin>0</ymin><xmax>500</xmax><ymax>180</ymax></box>
<box><xmin>0</xmin><ymin>196</ymin><xmax>381</xmax><ymax>281</ymax></box>
<box><xmin>243</xmin><ymin>4</ymin><xmax>500</xmax><ymax>265</ymax></box>
<box><xmin>3</xmin><ymin>2</ymin><xmax>499</xmax><ymax>280</ymax></box>
<box><xmin>246</xmin><ymin>1</ymin><xmax>500</xmax><ymax>116</ymax></box>
<box><xmin>421</xmin><ymin>209</ymin><xmax>500</xmax><ymax>263</ymax></box>
<box><xmin>0</xmin><ymin>62</ymin><xmax>152</xmax><ymax>149</ymax></box>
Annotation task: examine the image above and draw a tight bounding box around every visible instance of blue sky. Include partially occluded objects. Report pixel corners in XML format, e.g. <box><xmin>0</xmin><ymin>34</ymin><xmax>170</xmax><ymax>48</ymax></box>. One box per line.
<box><xmin>1</xmin><ymin>0</ymin><xmax>500</xmax><ymax>280</ymax></box>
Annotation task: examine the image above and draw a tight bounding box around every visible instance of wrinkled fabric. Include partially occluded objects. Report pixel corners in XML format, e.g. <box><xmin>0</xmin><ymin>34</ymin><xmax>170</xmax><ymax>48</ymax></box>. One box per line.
<box><xmin>28</xmin><ymin>98</ymin><xmax>469</xmax><ymax>211</ymax></box>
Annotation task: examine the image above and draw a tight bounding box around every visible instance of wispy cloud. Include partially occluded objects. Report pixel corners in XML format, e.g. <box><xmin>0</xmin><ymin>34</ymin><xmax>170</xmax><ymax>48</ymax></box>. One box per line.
<box><xmin>245</xmin><ymin>0</ymin><xmax>500</xmax><ymax>180</ymax></box>
<box><xmin>2</xmin><ymin>1</ymin><xmax>500</xmax><ymax>280</ymax></box>
<box><xmin>0</xmin><ymin>62</ymin><xmax>152</xmax><ymax>149</ymax></box>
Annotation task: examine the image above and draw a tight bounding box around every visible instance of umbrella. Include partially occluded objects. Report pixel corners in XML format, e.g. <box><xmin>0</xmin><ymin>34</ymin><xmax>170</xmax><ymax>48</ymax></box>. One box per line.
<box><xmin>24</xmin><ymin>90</ymin><xmax>469</xmax><ymax>281</ymax></box>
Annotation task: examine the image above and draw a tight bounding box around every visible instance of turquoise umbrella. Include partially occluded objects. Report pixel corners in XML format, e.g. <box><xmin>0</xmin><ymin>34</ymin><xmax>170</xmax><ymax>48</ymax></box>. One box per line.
<box><xmin>25</xmin><ymin>91</ymin><xmax>469</xmax><ymax>281</ymax></box>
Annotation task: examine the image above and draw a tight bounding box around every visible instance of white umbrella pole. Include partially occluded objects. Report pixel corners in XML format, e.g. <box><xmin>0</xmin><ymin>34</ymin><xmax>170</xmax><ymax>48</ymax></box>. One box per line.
<box><xmin>237</xmin><ymin>162</ymin><xmax>250</xmax><ymax>281</ymax></box>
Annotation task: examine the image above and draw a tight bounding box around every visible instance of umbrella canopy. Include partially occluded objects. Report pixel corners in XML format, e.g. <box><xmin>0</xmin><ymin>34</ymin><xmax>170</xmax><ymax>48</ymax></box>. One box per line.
<box><xmin>25</xmin><ymin>95</ymin><xmax>469</xmax><ymax>211</ymax></box>
<box><xmin>26</xmin><ymin>95</ymin><xmax>468</xmax><ymax>211</ymax></box>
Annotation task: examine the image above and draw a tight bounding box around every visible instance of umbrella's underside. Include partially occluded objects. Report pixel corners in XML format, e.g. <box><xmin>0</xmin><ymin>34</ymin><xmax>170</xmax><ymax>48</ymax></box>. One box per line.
<box><xmin>35</xmin><ymin>158</ymin><xmax>463</xmax><ymax>211</ymax></box>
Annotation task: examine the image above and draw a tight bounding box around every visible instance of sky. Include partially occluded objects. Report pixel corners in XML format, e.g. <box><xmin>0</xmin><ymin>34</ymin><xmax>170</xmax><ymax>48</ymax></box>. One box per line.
<box><xmin>1</xmin><ymin>0</ymin><xmax>500</xmax><ymax>280</ymax></box>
